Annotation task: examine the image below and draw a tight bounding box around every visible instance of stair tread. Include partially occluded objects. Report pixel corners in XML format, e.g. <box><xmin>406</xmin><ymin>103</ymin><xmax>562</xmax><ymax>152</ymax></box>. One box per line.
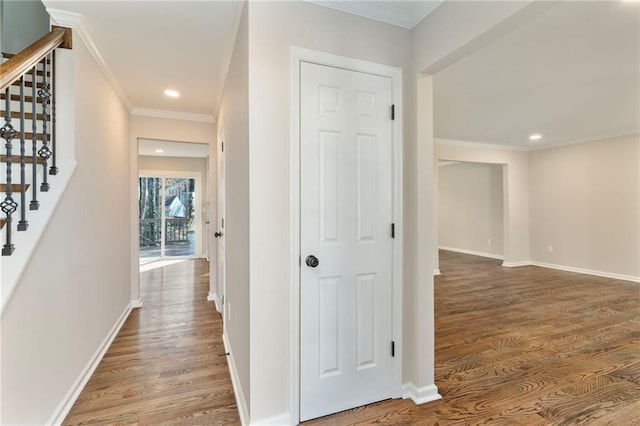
<box><xmin>0</xmin><ymin>183</ymin><xmax>31</xmax><ymax>192</ymax></box>
<box><xmin>0</xmin><ymin>94</ymin><xmax>46</xmax><ymax>104</ymax></box>
<box><xmin>8</xmin><ymin>111</ymin><xmax>50</xmax><ymax>121</ymax></box>
<box><xmin>0</xmin><ymin>155</ymin><xmax>44</xmax><ymax>165</ymax></box>
<box><xmin>0</xmin><ymin>132</ymin><xmax>48</xmax><ymax>141</ymax></box>
<box><xmin>0</xmin><ymin>219</ymin><xmax>4</xmax><ymax>230</ymax></box>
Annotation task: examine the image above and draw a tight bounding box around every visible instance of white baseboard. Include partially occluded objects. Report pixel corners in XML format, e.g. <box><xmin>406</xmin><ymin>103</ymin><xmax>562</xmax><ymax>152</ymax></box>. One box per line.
<box><xmin>207</xmin><ymin>292</ymin><xmax>222</xmax><ymax>313</ymax></box>
<box><xmin>502</xmin><ymin>260</ymin><xmax>532</xmax><ymax>267</ymax></box>
<box><xmin>439</xmin><ymin>246</ymin><xmax>504</xmax><ymax>260</ymax></box>
<box><xmin>223</xmin><ymin>333</ymin><xmax>249</xmax><ymax>426</ymax></box>
<box><xmin>402</xmin><ymin>382</ymin><xmax>442</xmax><ymax>405</ymax></box>
<box><xmin>530</xmin><ymin>261</ymin><xmax>640</xmax><ymax>283</ymax></box>
<box><xmin>47</xmin><ymin>301</ymin><xmax>132</xmax><ymax>425</ymax></box>
<box><xmin>131</xmin><ymin>299</ymin><xmax>142</xmax><ymax>308</ymax></box>
<box><xmin>250</xmin><ymin>413</ymin><xmax>291</xmax><ymax>425</ymax></box>
<box><xmin>433</xmin><ymin>269</ymin><xmax>441</xmax><ymax>276</ymax></box>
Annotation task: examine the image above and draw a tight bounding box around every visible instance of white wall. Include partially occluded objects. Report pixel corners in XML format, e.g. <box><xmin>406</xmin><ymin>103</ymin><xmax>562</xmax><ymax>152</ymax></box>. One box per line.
<box><xmin>438</xmin><ymin>162</ymin><xmax>504</xmax><ymax>258</ymax></box>
<box><xmin>139</xmin><ymin>155</ymin><xmax>207</xmax><ymax>174</ymax></box>
<box><xmin>246</xmin><ymin>1</ymin><xmax>412</xmax><ymax>421</ymax></box>
<box><xmin>128</xmin><ymin>115</ymin><xmax>215</xmax><ymax>304</ymax></box>
<box><xmin>217</xmin><ymin>2</ymin><xmax>250</xmax><ymax>415</ymax></box>
<box><xmin>1</xmin><ymin>31</ymin><xmax>130</xmax><ymax>425</ymax></box>
<box><xmin>529</xmin><ymin>134</ymin><xmax>640</xmax><ymax>279</ymax></box>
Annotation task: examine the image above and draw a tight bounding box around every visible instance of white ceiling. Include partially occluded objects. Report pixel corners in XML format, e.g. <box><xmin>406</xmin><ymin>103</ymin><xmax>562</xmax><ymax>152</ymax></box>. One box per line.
<box><xmin>304</xmin><ymin>0</ymin><xmax>444</xmax><ymax>29</ymax></box>
<box><xmin>434</xmin><ymin>1</ymin><xmax>640</xmax><ymax>148</ymax></box>
<box><xmin>39</xmin><ymin>1</ymin><xmax>639</xmax><ymax>150</ymax></box>
<box><xmin>42</xmin><ymin>0</ymin><xmax>242</xmax><ymax>119</ymax></box>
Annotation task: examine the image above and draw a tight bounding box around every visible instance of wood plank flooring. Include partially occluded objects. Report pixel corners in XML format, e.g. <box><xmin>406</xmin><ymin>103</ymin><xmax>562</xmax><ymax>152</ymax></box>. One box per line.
<box><xmin>64</xmin><ymin>259</ymin><xmax>239</xmax><ymax>425</ymax></box>
<box><xmin>307</xmin><ymin>251</ymin><xmax>640</xmax><ymax>425</ymax></box>
<box><xmin>65</xmin><ymin>252</ymin><xmax>640</xmax><ymax>425</ymax></box>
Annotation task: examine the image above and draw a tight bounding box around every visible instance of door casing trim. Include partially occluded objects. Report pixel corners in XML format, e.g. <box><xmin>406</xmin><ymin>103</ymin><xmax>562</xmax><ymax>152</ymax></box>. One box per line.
<box><xmin>289</xmin><ymin>47</ymin><xmax>403</xmax><ymax>424</ymax></box>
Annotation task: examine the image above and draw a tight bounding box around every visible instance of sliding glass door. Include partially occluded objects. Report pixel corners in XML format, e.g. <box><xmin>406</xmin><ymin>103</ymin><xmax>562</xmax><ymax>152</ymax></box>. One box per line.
<box><xmin>139</xmin><ymin>175</ymin><xmax>198</xmax><ymax>259</ymax></box>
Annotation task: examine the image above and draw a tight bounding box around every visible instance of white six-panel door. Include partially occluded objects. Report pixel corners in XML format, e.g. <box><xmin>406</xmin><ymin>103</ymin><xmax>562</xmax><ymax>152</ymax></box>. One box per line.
<box><xmin>300</xmin><ymin>62</ymin><xmax>394</xmax><ymax>421</ymax></box>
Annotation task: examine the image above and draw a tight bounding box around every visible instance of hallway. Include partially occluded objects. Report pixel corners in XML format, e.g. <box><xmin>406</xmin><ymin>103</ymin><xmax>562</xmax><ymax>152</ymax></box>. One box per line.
<box><xmin>64</xmin><ymin>259</ymin><xmax>240</xmax><ymax>425</ymax></box>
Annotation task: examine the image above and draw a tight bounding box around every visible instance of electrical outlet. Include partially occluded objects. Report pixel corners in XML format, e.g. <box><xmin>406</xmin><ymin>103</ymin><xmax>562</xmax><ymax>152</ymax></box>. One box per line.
<box><xmin>488</xmin><ymin>238</ymin><xmax>493</xmax><ymax>246</ymax></box>
<box><xmin>547</xmin><ymin>245</ymin><xmax>554</xmax><ymax>253</ymax></box>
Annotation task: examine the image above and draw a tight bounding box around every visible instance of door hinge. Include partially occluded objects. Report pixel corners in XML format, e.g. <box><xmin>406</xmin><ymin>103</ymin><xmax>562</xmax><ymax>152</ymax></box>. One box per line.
<box><xmin>391</xmin><ymin>341</ymin><xmax>395</xmax><ymax>357</ymax></box>
<box><xmin>221</xmin><ymin>141</ymin><xmax>224</xmax><ymax>152</ymax></box>
<box><xmin>391</xmin><ymin>223</ymin><xmax>395</xmax><ymax>238</ymax></box>
<box><xmin>222</xmin><ymin>294</ymin><xmax>224</xmax><ymax>305</ymax></box>
<box><xmin>222</xmin><ymin>218</ymin><xmax>224</xmax><ymax>228</ymax></box>
<box><xmin>391</xmin><ymin>104</ymin><xmax>395</xmax><ymax>120</ymax></box>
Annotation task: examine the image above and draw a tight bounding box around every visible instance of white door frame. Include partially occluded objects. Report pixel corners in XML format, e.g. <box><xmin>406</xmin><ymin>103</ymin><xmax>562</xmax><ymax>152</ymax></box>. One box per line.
<box><xmin>215</xmin><ymin>128</ymin><xmax>226</xmax><ymax>316</ymax></box>
<box><xmin>289</xmin><ymin>47</ymin><xmax>404</xmax><ymax>423</ymax></box>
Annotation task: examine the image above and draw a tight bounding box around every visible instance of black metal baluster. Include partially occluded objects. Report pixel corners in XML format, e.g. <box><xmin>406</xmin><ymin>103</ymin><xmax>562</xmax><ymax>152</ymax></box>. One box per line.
<box><xmin>30</xmin><ymin>66</ymin><xmax>39</xmax><ymax>211</ymax></box>
<box><xmin>50</xmin><ymin>50</ymin><xmax>58</xmax><ymax>176</ymax></box>
<box><xmin>18</xmin><ymin>75</ymin><xmax>28</xmax><ymax>231</ymax></box>
<box><xmin>38</xmin><ymin>54</ymin><xmax>52</xmax><ymax>192</ymax></box>
<box><xmin>1</xmin><ymin>87</ymin><xmax>18</xmax><ymax>255</ymax></box>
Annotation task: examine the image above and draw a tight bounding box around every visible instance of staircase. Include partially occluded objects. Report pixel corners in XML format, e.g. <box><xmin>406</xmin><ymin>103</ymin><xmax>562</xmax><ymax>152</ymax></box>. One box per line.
<box><xmin>0</xmin><ymin>26</ymin><xmax>73</xmax><ymax>311</ymax></box>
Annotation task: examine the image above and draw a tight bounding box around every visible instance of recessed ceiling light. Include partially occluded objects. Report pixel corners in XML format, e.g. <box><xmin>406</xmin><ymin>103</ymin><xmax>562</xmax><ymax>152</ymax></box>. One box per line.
<box><xmin>155</xmin><ymin>149</ymin><xmax>164</xmax><ymax>153</ymax></box>
<box><xmin>529</xmin><ymin>134</ymin><xmax>542</xmax><ymax>141</ymax></box>
<box><xmin>164</xmin><ymin>89</ymin><xmax>180</xmax><ymax>98</ymax></box>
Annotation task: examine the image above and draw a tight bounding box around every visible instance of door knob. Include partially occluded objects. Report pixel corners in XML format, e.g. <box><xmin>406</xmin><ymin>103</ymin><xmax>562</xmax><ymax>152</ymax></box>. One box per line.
<box><xmin>305</xmin><ymin>255</ymin><xmax>319</xmax><ymax>268</ymax></box>
<box><xmin>214</xmin><ymin>231</ymin><xmax>223</xmax><ymax>238</ymax></box>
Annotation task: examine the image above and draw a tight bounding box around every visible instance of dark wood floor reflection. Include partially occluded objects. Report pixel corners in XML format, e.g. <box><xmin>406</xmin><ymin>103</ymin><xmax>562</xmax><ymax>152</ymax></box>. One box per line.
<box><xmin>307</xmin><ymin>250</ymin><xmax>640</xmax><ymax>425</ymax></box>
<box><xmin>64</xmin><ymin>259</ymin><xmax>239</xmax><ymax>425</ymax></box>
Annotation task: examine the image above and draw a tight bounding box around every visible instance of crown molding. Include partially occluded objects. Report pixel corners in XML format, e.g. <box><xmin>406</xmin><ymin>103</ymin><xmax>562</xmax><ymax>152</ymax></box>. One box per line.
<box><xmin>46</xmin><ymin>8</ymin><xmax>133</xmax><ymax>112</ymax></box>
<box><xmin>215</xmin><ymin>1</ymin><xmax>244</xmax><ymax>121</ymax></box>
<box><xmin>435</xmin><ymin>138</ymin><xmax>530</xmax><ymax>152</ymax></box>
<box><xmin>131</xmin><ymin>108</ymin><xmax>215</xmax><ymax>123</ymax></box>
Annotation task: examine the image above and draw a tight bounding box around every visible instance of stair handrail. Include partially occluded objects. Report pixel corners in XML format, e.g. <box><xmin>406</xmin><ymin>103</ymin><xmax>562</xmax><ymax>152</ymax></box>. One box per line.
<box><xmin>0</xmin><ymin>26</ymin><xmax>72</xmax><ymax>93</ymax></box>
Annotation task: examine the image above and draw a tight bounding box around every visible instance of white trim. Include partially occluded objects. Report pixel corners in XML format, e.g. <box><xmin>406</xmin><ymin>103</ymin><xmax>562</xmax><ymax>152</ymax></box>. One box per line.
<box><xmin>502</xmin><ymin>260</ymin><xmax>532</xmax><ymax>268</ymax></box>
<box><xmin>131</xmin><ymin>108</ymin><xmax>215</xmax><ymax>123</ymax></box>
<box><xmin>131</xmin><ymin>299</ymin><xmax>142</xmax><ymax>308</ymax></box>
<box><xmin>223</xmin><ymin>333</ymin><xmax>249</xmax><ymax>426</ymax></box>
<box><xmin>250</xmin><ymin>413</ymin><xmax>291</xmax><ymax>426</ymax></box>
<box><xmin>433</xmin><ymin>269</ymin><xmax>441</xmax><ymax>276</ymax></box>
<box><xmin>439</xmin><ymin>246</ymin><xmax>504</xmax><ymax>261</ymax></box>
<box><xmin>530</xmin><ymin>261</ymin><xmax>640</xmax><ymax>283</ymax></box>
<box><xmin>207</xmin><ymin>292</ymin><xmax>222</xmax><ymax>313</ymax></box>
<box><xmin>290</xmin><ymin>47</ymin><xmax>403</xmax><ymax>424</ymax></box>
<box><xmin>47</xmin><ymin>301</ymin><xmax>132</xmax><ymax>425</ymax></box>
<box><xmin>402</xmin><ymin>383</ymin><xmax>442</xmax><ymax>405</ymax></box>
<box><xmin>46</xmin><ymin>9</ymin><xmax>133</xmax><ymax>112</ymax></box>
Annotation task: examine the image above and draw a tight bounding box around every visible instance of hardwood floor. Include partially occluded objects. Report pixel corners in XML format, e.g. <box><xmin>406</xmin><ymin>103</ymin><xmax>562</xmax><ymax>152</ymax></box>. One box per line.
<box><xmin>307</xmin><ymin>251</ymin><xmax>640</xmax><ymax>425</ymax></box>
<box><xmin>64</xmin><ymin>259</ymin><xmax>240</xmax><ymax>425</ymax></box>
<box><xmin>65</xmin><ymin>252</ymin><xmax>640</xmax><ymax>425</ymax></box>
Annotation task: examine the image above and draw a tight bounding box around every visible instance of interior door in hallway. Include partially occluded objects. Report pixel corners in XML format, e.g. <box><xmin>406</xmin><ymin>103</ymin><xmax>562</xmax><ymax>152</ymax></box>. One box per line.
<box><xmin>300</xmin><ymin>62</ymin><xmax>395</xmax><ymax>421</ymax></box>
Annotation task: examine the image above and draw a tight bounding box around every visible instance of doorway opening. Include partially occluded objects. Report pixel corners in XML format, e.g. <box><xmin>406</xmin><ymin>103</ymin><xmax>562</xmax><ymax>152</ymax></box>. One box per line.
<box><xmin>436</xmin><ymin>160</ymin><xmax>505</xmax><ymax>272</ymax></box>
